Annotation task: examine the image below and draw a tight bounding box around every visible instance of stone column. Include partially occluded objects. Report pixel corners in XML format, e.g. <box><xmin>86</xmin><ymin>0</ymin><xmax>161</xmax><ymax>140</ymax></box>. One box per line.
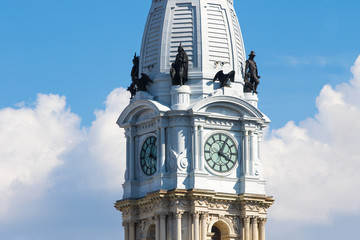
<box><xmin>199</xmin><ymin>126</ymin><xmax>204</xmax><ymax>171</ymax></box>
<box><xmin>252</xmin><ymin>217</ymin><xmax>258</xmax><ymax>240</ymax></box>
<box><xmin>176</xmin><ymin>212</ymin><xmax>183</xmax><ymax>240</ymax></box>
<box><xmin>129</xmin><ymin>221</ymin><xmax>135</xmax><ymax>240</ymax></box>
<box><xmin>244</xmin><ymin>131</ymin><xmax>250</xmax><ymax>175</ymax></box>
<box><xmin>161</xmin><ymin>127</ymin><xmax>166</xmax><ymax>173</ymax></box>
<box><xmin>193</xmin><ymin>212</ymin><xmax>200</xmax><ymax>240</ymax></box>
<box><xmin>125</xmin><ymin>136</ymin><xmax>129</xmax><ymax>181</ymax></box>
<box><xmin>160</xmin><ymin>214</ymin><xmax>166</xmax><ymax>240</ymax></box>
<box><xmin>123</xmin><ymin>221</ymin><xmax>129</xmax><ymax>240</ymax></box>
<box><xmin>200</xmin><ymin>213</ymin><xmax>208</xmax><ymax>240</ymax></box>
<box><xmin>250</xmin><ymin>131</ymin><xmax>256</xmax><ymax>175</ymax></box>
<box><xmin>156</xmin><ymin>215</ymin><xmax>160</xmax><ymax>240</ymax></box>
<box><xmin>244</xmin><ymin>217</ymin><xmax>250</xmax><ymax>240</ymax></box>
<box><xmin>194</xmin><ymin>126</ymin><xmax>199</xmax><ymax>170</ymax></box>
<box><xmin>258</xmin><ymin>133</ymin><xmax>262</xmax><ymax>162</ymax></box>
<box><xmin>259</xmin><ymin>218</ymin><xmax>267</xmax><ymax>240</ymax></box>
<box><xmin>188</xmin><ymin>213</ymin><xmax>192</xmax><ymax>240</ymax></box>
<box><xmin>166</xmin><ymin>126</ymin><xmax>172</xmax><ymax>173</ymax></box>
<box><xmin>129</xmin><ymin>135</ymin><xmax>135</xmax><ymax>181</ymax></box>
<box><xmin>167</xmin><ymin>213</ymin><xmax>172</xmax><ymax>240</ymax></box>
<box><xmin>157</xmin><ymin>128</ymin><xmax>161</xmax><ymax>172</ymax></box>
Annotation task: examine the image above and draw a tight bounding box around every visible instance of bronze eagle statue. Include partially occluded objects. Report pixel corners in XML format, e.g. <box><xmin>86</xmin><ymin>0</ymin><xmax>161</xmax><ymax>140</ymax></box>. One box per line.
<box><xmin>213</xmin><ymin>70</ymin><xmax>235</xmax><ymax>88</ymax></box>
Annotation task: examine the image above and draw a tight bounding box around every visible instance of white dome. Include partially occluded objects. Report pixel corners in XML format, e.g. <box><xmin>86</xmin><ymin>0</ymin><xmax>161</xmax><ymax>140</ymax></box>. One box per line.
<box><xmin>139</xmin><ymin>0</ymin><xmax>246</xmax><ymax>105</ymax></box>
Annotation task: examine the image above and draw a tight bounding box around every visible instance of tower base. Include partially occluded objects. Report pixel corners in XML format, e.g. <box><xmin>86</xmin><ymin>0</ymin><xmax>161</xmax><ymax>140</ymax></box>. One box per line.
<box><xmin>115</xmin><ymin>189</ymin><xmax>274</xmax><ymax>240</ymax></box>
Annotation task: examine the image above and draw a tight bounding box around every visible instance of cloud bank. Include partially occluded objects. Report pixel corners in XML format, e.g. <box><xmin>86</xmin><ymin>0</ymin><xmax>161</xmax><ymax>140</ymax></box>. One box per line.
<box><xmin>263</xmin><ymin>55</ymin><xmax>360</xmax><ymax>223</ymax></box>
<box><xmin>0</xmin><ymin>88</ymin><xmax>129</xmax><ymax>222</ymax></box>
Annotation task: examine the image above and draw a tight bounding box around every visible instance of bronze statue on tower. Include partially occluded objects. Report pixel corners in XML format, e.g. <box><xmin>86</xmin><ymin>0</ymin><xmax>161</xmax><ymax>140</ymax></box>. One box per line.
<box><xmin>244</xmin><ymin>51</ymin><xmax>261</xmax><ymax>94</ymax></box>
<box><xmin>170</xmin><ymin>44</ymin><xmax>189</xmax><ymax>85</ymax></box>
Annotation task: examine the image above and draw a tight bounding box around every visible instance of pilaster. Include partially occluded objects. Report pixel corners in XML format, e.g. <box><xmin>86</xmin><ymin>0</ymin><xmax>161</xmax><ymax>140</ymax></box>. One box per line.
<box><xmin>156</xmin><ymin>215</ymin><xmax>160</xmax><ymax>240</ymax></box>
<box><xmin>176</xmin><ymin>211</ymin><xmax>183</xmax><ymax>240</ymax></box>
<box><xmin>200</xmin><ymin>212</ymin><xmax>208</xmax><ymax>240</ymax></box>
<box><xmin>160</xmin><ymin>214</ymin><xmax>166</xmax><ymax>240</ymax></box>
<box><xmin>123</xmin><ymin>221</ymin><xmax>129</xmax><ymax>240</ymax></box>
<box><xmin>193</xmin><ymin>212</ymin><xmax>200</xmax><ymax>240</ymax></box>
<box><xmin>129</xmin><ymin>221</ymin><xmax>135</xmax><ymax>240</ymax></box>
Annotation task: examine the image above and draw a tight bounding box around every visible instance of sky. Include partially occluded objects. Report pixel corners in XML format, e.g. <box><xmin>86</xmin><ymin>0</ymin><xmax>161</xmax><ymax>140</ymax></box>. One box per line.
<box><xmin>0</xmin><ymin>0</ymin><xmax>360</xmax><ymax>239</ymax></box>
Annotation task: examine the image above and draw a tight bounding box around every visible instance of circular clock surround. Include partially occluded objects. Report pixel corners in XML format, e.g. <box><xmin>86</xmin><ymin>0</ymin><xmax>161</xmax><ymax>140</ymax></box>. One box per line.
<box><xmin>204</xmin><ymin>133</ymin><xmax>238</xmax><ymax>173</ymax></box>
<box><xmin>140</xmin><ymin>136</ymin><xmax>157</xmax><ymax>176</ymax></box>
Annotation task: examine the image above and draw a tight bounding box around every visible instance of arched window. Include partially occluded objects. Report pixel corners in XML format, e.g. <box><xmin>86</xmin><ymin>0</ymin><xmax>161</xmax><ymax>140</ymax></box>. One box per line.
<box><xmin>211</xmin><ymin>226</ymin><xmax>221</xmax><ymax>240</ymax></box>
<box><xmin>147</xmin><ymin>224</ymin><xmax>155</xmax><ymax>240</ymax></box>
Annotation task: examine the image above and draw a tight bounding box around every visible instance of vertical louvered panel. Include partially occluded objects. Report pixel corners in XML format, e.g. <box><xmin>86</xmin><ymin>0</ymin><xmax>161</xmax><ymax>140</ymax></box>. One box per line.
<box><xmin>230</xmin><ymin>8</ymin><xmax>245</xmax><ymax>73</ymax></box>
<box><xmin>143</xmin><ymin>6</ymin><xmax>164</xmax><ymax>70</ymax></box>
<box><xmin>207</xmin><ymin>3</ymin><xmax>231</xmax><ymax>65</ymax></box>
<box><xmin>170</xmin><ymin>3</ymin><xmax>196</xmax><ymax>67</ymax></box>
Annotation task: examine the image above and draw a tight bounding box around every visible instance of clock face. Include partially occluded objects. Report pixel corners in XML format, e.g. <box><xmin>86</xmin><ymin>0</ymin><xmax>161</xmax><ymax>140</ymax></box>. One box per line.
<box><xmin>140</xmin><ymin>136</ymin><xmax>157</xmax><ymax>176</ymax></box>
<box><xmin>204</xmin><ymin>133</ymin><xmax>237</xmax><ymax>173</ymax></box>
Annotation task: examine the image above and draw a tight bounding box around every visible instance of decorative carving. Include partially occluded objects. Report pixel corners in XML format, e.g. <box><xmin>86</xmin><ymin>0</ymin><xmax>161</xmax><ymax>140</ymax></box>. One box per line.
<box><xmin>243</xmin><ymin>78</ymin><xmax>253</xmax><ymax>93</ymax></box>
<box><xmin>200</xmin><ymin>212</ymin><xmax>209</xmax><ymax>220</ymax></box>
<box><xmin>169</xmin><ymin>116</ymin><xmax>189</xmax><ymax>123</ymax></box>
<box><xmin>170</xmin><ymin>44</ymin><xmax>189</xmax><ymax>85</ymax></box>
<box><xmin>139</xmin><ymin>219</ymin><xmax>147</xmax><ymax>238</ymax></box>
<box><xmin>131</xmin><ymin>53</ymin><xmax>139</xmax><ymax>82</ymax></box>
<box><xmin>127</xmin><ymin>82</ymin><xmax>137</xmax><ymax>99</ymax></box>
<box><xmin>134</xmin><ymin>73</ymin><xmax>154</xmax><ymax>92</ymax></box>
<box><xmin>213</xmin><ymin>70</ymin><xmax>235</xmax><ymax>88</ymax></box>
<box><xmin>170</xmin><ymin>148</ymin><xmax>189</xmax><ymax>172</ymax></box>
<box><xmin>127</xmin><ymin>53</ymin><xmax>154</xmax><ymax>98</ymax></box>
<box><xmin>179</xmin><ymin>157</ymin><xmax>189</xmax><ymax>169</ymax></box>
<box><xmin>258</xmin><ymin>207</ymin><xmax>267</xmax><ymax>214</ymax></box>
<box><xmin>233</xmin><ymin>216</ymin><xmax>241</xmax><ymax>235</ymax></box>
<box><xmin>244</xmin><ymin>51</ymin><xmax>260</xmax><ymax>94</ymax></box>
<box><xmin>116</xmin><ymin>191</ymin><xmax>273</xmax><ymax>239</ymax></box>
<box><xmin>176</xmin><ymin>211</ymin><xmax>184</xmax><ymax>219</ymax></box>
<box><xmin>243</xmin><ymin>216</ymin><xmax>251</xmax><ymax>224</ymax></box>
<box><xmin>207</xmin><ymin>215</ymin><xmax>218</xmax><ymax>228</ymax></box>
<box><xmin>205</xmin><ymin>119</ymin><xmax>235</xmax><ymax>127</ymax></box>
<box><xmin>128</xmin><ymin>53</ymin><xmax>140</xmax><ymax>99</ymax></box>
<box><xmin>259</xmin><ymin>218</ymin><xmax>267</xmax><ymax>226</ymax></box>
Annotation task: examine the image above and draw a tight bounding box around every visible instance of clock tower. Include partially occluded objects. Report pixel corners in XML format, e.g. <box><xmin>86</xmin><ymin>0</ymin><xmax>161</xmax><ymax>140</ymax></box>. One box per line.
<box><xmin>115</xmin><ymin>0</ymin><xmax>274</xmax><ymax>239</ymax></box>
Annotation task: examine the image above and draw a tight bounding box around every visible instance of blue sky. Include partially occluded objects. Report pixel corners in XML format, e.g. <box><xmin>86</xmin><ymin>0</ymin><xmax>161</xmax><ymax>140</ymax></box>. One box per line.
<box><xmin>1</xmin><ymin>0</ymin><xmax>360</xmax><ymax>239</ymax></box>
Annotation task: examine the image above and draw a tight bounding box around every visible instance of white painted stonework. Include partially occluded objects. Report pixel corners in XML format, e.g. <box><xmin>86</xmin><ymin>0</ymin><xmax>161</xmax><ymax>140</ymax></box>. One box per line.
<box><xmin>139</xmin><ymin>0</ymin><xmax>246</xmax><ymax>105</ymax></box>
<box><xmin>115</xmin><ymin>1</ymin><xmax>274</xmax><ymax>239</ymax></box>
<box><xmin>117</xmin><ymin>95</ymin><xmax>270</xmax><ymax>199</ymax></box>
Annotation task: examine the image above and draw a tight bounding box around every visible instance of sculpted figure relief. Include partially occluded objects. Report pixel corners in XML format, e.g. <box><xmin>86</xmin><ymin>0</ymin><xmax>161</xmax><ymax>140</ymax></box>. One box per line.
<box><xmin>170</xmin><ymin>44</ymin><xmax>189</xmax><ymax>85</ymax></box>
<box><xmin>213</xmin><ymin>70</ymin><xmax>235</xmax><ymax>88</ymax></box>
<box><xmin>127</xmin><ymin>53</ymin><xmax>153</xmax><ymax>99</ymax></box>
<box><xmin>131</xmin><ymin>53</ymin><xmax>139</xmax><ymax>82</ymax></box>
<box><xmin>244</xmin><ymin>51</ymin><xmax>261</xmax><ymax>94</ymax></box>
<box><xmin>135</xmin><ymin>73</ymin><xmax>153</xmax><ymax>92</ymax></box>
<box><xmin>128</xmin><ymin>53</ymin><xmax>139</xmax><ymax>99</ymax></box>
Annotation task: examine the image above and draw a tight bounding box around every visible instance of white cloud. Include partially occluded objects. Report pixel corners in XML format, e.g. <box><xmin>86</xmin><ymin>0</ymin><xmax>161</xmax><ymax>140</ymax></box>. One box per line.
<box><xmin>0</xmin><ymin>88</ymin><xmax>130</xmax><ymax>222</ymax></box>
<box><xmin>0</xmin><ymin>94</ymin><xmax>83</xmax><ymax>220</ymax></box>
<box><xmin>87</xmin><ymin>88</ymin><xmax>129</xmax><ymax>190</ymax></box>
<box><xmin>263</xmin><ymin>55</ymin><xmax>360</xmax><ymax>223</ymax></box>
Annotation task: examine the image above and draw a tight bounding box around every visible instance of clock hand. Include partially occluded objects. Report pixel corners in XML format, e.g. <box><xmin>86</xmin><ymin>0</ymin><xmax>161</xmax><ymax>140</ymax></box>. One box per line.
<box><xmin>219</xmin><ymin>139</ymin><xmax>227</xmax><ymax>154</ymax></box>
<box><xmin>219</xmin><ymin>152</ymin><xmax>231</xmax><ymax>162</ymax></box>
